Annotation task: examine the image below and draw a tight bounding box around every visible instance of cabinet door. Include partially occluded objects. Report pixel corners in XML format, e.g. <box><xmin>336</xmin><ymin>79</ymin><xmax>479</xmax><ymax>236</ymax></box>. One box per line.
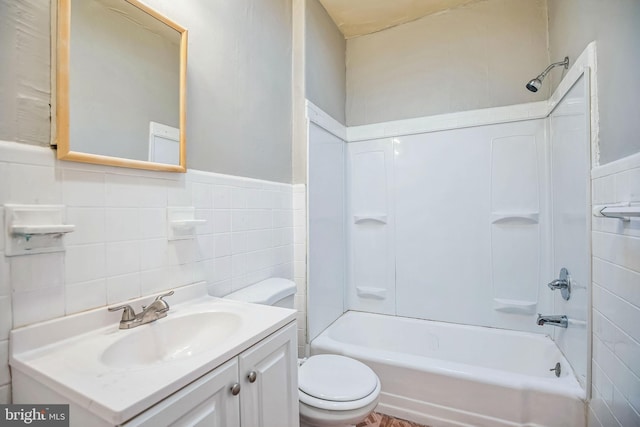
<box><xmin>239</xmin><ymin>322</ymin><xmax>298</xmax><ymax>427</ymax></box>
<box><xmin>125</xmin><ymin>358</ymin><xmax>241</xmax><ymax>427</ymax></box>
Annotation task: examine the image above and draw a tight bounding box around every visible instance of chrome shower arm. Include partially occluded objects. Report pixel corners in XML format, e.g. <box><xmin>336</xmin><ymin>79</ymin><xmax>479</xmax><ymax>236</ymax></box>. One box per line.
<box><xmin>537</xmin><ymin>57</ymin><xmax>570</xmax><ymax>80</ymax></box>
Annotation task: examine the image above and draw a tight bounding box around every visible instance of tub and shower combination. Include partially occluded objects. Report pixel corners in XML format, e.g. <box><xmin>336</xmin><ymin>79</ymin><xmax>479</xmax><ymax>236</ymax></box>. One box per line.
<box><xmin>307</xmin><ymin>52</ymin><xmax>592</xmax><ymax>427</ymax></box>
<box><xmin>312</xmin><ymin>311</ymin><xmax>585</xmax><ymax>427</ymax></box>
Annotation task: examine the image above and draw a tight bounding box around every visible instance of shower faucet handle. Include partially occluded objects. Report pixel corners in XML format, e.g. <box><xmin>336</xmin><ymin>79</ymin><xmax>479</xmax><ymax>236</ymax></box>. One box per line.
<box><xmin>547</xmin><ymin>268</ymin><xmax>571</xmax><ymax>300</ymax></box>
<box><xmin>547</xmin><ymin>279</ymin><xmax>568</xmax><ymax>289</ymax></box>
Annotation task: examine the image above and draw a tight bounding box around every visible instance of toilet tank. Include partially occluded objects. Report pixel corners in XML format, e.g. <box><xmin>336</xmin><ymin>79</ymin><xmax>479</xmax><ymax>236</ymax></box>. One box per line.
<box><xmin>223</xmin><ymin>278</ymin><xmax>296</xmax><ymax>309</ymax></box>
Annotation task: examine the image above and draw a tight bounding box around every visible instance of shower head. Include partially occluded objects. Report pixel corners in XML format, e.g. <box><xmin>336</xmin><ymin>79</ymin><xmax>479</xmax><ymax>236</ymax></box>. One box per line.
<box><xmin>525</xmin><ymin>56</ymin><xmax>569</xmax><ymax>93</ymax></box>
<box><xmin>526</xmin><ymin>78</ymin><xmax>542</xmax><ymax>93</ymax></box>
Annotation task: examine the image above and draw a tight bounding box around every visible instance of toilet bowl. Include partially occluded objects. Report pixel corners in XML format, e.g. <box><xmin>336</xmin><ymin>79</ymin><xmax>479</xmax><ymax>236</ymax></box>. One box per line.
<box><xmin>298</xmin><ymin>354</ymin><xmax>380</xmax><ymax>427</ymax></box>
<box><xmin>224</xmin><ymin>278</ymin><xmax>381</xmax><ymax>427</ymax></box>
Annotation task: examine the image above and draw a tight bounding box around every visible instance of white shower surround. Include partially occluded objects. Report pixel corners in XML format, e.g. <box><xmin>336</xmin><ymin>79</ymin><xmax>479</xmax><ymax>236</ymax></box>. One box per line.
<box><xmin>305</xmin><ymin>43</ymin><xmax>597</xmax><ymax>422</ymax></box>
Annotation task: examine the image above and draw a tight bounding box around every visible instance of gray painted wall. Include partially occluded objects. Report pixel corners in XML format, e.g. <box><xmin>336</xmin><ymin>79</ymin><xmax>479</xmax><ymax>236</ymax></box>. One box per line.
<box><xmin>0</xmin><ymin>1</ymin><xmax>51</xmax><ymax>147</ymax></box>
<box><xmin>305</xmin><ymin>0</ymin><xmax>346</xmax><ymax>124</ymax></box>
<box><xmin>148</xmin><ymin>0</ymin><xmax>293</xmax><ymax>182</ymax></box>
<box><xmin>0</xmin><ymin>0</ymin><xmax>293</xmax><ymax>183</ymax></box>
<box><xmin>548</xmin><ymin>0</ymin><xmax>640</xmax><ymax>164</ymax></box>
<box><xmin>345</xmin><ymin>0</ymin><xmax>549</xmax><ymax>126</ymax></box>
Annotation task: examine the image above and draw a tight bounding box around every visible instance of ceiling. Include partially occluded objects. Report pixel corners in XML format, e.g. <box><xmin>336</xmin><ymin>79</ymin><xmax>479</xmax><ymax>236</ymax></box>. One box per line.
<box><xmin>318</xmin><ymin>0</ymin><xmax>485</xmax><ymax>38</ymax></box>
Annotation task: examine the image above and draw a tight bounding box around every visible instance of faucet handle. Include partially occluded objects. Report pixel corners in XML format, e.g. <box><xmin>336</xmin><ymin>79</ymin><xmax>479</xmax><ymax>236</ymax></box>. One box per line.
<box><xmin>547</xmin><ymin>268</ymin><xmax>571</xmax><ymax>300</ymax></box>
<box><xmin>154</xmin><ymin>290</ymin><xmax>174</xmax><ymax>302</ymax></box>
<box><xmin>108</xmin><ymin>304</ymin><xmax>136</xmax><ymax>321</ymax></box>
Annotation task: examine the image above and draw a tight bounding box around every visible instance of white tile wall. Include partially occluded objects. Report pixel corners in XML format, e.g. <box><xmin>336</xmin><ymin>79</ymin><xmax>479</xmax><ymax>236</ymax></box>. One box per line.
<box><xmin>0</xmin><ymin>140</ymin><xmax>295</xmax><ymax>404</ymax></box>
<box><xmin>589</xmin><ymin>158</ymin><xmax>640</xmax><ymax>427</ymax></box>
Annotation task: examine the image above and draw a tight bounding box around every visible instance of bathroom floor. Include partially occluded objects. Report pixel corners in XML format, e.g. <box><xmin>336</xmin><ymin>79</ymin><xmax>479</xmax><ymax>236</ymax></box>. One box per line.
<box><xmin>357</xmin><ymin>412</ymin><xmax>429</xmax><ymax>427</ymax></box>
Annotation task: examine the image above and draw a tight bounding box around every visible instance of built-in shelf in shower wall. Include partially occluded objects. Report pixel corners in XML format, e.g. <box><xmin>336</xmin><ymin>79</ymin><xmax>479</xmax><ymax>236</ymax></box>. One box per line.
<box><xmin>490</xmin><ymin>136</ymin><xmax>541</xmax><ymax>315</ymax></box>
<box><xmin>347</xmin><ymin>140</ymin><xmax>395</xmax><ymax>315</ymax></box>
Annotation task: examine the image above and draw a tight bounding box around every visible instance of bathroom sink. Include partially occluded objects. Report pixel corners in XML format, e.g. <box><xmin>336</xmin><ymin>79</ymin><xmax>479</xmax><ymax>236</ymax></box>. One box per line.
<box><xmin>101</xmin><ymin>312</ymin><xmax>243</xmax><ymax>368</ymax></box>
<box><xmin>10</xmin><ymin>282</ymin><xmax>296</xmax><ymax>424</ymax></box>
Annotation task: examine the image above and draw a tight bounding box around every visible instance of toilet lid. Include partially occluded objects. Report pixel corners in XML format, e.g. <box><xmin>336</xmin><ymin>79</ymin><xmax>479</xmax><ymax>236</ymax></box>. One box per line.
<box><xmin>298</xmin><ymin>355</ymin><xmax>378</xmax><ymax>402</ymax></box>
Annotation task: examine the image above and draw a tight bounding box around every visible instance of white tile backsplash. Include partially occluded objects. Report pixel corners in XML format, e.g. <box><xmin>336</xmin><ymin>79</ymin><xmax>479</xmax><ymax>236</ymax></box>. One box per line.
<box><xmin>591</xmin><ymin>158</ymin><xmax>640</xmax><ymax>426</ymax></box>
<box><xmin>169</xmin><ymin>239</ymin><xmax>198</xmax><ymax>265</ymax></box>
<box><xmin>196</xmin><ymin>234</ymin><xmax>215</xmax><ymax>261</ymax></box>
<box><xmin>232</xmin><ymin>187</ymin><xmax>248</xmax><ymax>209</ymax></box>
<box><xmin>105</xmin><ymin>173</ymin><xmax>141</xmax><ymax>207</ymax></box>
<box><xmin>594</xmin><ymin>258</ymin><xmax>640</xmax><ymax>307</ymax></box>
<box><xmin>593</xmin><ymin>231</ymin><xmax>640</xmax><ymax>273</ymax></box>
<box><xmin>65</xmin><ymin>278</ymin><xmax>107</xmax><ymax>314</ymax></box>
<box><xmin>0</xmin><ymin>164</ymin><xmax>9</xmax><ymax>208</ymax></box>
<box><xmin>0</xmin><ymin>297</ymin><xmax>11</xmax><ymax>340</ymax></box>
<box><xmin>0</xmin><ymin>138</ymin><xmax>295</xmax><ymax>321</ymax></box>
<box><xmin>167</xmin><ymin>179</ymin><xmax>192</xmax><ymax>206</ymax></box>
<box><xmin>192</xmin><ymin>182</ymin><xmax>214</xmax><ymax>209</ymax></box>
<box><xmin>0</xmin><ymin>341</ymin><xmax>9</xmax><ymax>385</ymax></box>
<box><xmin>232</xmin><ymin>210</ymin><xmax>249</xmax><ymax>232</ymax></box>
<box><xmin>62</xmin><ymin>169</ymin><xmax>105</xmax><ymax>207</ymax></box>
<box><xmin>194</xmin><ymin>209</ymin><xmax>214</xmax><ymax>235</ymax></box>
<box><xmin>590</xmin><ymin>388</ymin><xmax>619</xmax><ymax>427</ymax></box>
<box><xmin>106</xmin><ymin>273</ymin><xmax>141</xmax><ymax>304</ymax></box>
<box><xmin>140</xmin><ymin>208</ymin><xmax>167</xmax><ymax>239</ymax></box>
<box><xmin>213</xmin><ymin>210</ymin><xmax>232</xmax><ymax>233</ymax></box>
<box><xmin>105</xmin><ymin>208</ymin><xmax>141</xmax><ymax>241</ymax></box>
<box><xmin>593</xmin><ymin>311</ymin><xmax>640</xmax><ymax>379</ymax></box>
<box><xmin>140</xmin><ymin>238</ymin><xmax>169</xmax><ymax>270</ymax></box>
<box><xmin>11</xmin><ymin>253</ymin><xmax>64</xmax><ymax>292</ymax></box>
<box><xmin>65</xmin><ymin>207</ymin><xmax>106</xmax><ymax>245</ymax></box>
<box><xmin>139</xmin><ymin>267</ymin><xmax>171</xmax><ymax>296</ymax></box>
<box><xmin>0</xmin><ymin>209</ymin><xmax>4</xmax><ymax>254</ymax></box>
<box><xmin>213</xmin><ymin>234</ymin><xmax>232</xmax><ymax>258</ymax></box>
<box><xmin>106</xmin><ymin>241</ymin><xmax>141</xmax><ymax>277</ymax></box>
<box><xmin>65</xmin><ymin>244</ymin><xmax>106</xmax><ymax>285</ymax></box>
<box><xmin>138</xmin><ymin>177</ymin><xmax>168</xmax><ymax>208</ymax></box>
<box><xmin>232</xmin><ymin>254</ymin><xmax>247</xmax><ymax>278</ymax></box>
<box><xmin>0</xmin><ymin>142</ymin><xmax>300</xmax><ymax>398</ymax></box>
<box><xmin>0</xmin><ymin>255</ymin><xmax>9</xmax><ymax>296</ymax></box>
<box><xmin>213</xmin><ymin>256</ymin><xmax>232</xmax><ymax>283</ymax></box>
<box><xmin>614</xmin><ymin>167</ymin><xmax>640</xmax><ymax>203</ymax></box>
<box><xmin>12</xmin><ymin>286</ymin><xmax>65</xmax><ymax>327</ymax></box>
<box><xmin>593</xmin><ymin>285</ymin><xmax>640</xmax><ymax>343</ymax></box>
<box><xmin>9</xmin><ymin>163</ymin><xmax>62</xmax><ymax>205</ymax></box>
<box><xmin>213</xmin><ymin>186</ymin><xmax>232</xmax><ymax>209</ymax></box>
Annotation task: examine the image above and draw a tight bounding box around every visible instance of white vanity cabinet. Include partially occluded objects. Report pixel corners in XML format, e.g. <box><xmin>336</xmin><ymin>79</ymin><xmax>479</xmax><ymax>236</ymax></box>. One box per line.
<box><xmin>123</xmin><ymin>358</ymin><xmax>241</xmax><ymax>426</ymax></box>
<box><xmin>124</xmin><ymin>322</ymin><xmax>298</xmax><ymax>427</ymax></box>
<box><xmin>239</xmin><ymin>321</ymin><xmax>299</xmax><ymax>427</ymax></box>
<box><xmin>10</xmin><ymin>285</ymin><xmax>299</xmax><ymax>427</ymax></box>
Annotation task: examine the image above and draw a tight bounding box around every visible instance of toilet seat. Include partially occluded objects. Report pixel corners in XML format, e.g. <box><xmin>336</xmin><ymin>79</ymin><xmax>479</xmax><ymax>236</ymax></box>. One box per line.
<box><xmin>298</xmin><ymin>355</ymin><xmax>380</xmax><ymax>411</ymax></box>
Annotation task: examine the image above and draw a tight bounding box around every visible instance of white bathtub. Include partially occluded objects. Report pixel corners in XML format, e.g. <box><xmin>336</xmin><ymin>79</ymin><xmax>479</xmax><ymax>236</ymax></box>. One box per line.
<box><xmin>311</xmin><ymin>311</ymin><xmax>586</xmax><ymax>427</ymax></box>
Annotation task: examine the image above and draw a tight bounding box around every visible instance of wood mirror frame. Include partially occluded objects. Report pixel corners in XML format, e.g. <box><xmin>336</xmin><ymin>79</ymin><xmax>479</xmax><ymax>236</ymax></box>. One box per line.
<box><xmin>54</xmin><ymin>0</ymin><xmax>188</xmax><ymax>172</ymax></box>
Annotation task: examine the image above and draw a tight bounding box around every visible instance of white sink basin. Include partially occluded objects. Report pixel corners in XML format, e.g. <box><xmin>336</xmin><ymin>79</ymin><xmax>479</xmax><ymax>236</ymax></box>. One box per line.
<box><xmin>9</xmin><ymin>282</ymin><xmax>297</xmax><ymax>425</ymax></box>
<box><xmin>101</xmin><ymin>312</ymin><xmax>243</xmax><ymax>368</ymax></box>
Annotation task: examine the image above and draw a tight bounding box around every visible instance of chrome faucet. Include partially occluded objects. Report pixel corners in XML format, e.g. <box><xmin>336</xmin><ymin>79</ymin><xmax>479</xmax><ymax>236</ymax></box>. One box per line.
<box><xmin>537</xmin><ymin>314</ymin><xmax>568</xmax><ymax>328</ymax></box>
<box><xmin>547</xmin><ymin>268</ymin><xmax>571</xmax><ymax>300</ymax></box>
<box><xmin>108</xmin><ymin>290</ymin><xmax>174</xmax><ymax>329</ymax></box>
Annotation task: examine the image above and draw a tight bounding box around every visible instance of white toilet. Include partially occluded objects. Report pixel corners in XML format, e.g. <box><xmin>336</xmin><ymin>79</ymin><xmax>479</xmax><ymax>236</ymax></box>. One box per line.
<box><xmin>224</xmin><ymin>278</ymin><xmax>381</xmax><ymax>427</ymax></box>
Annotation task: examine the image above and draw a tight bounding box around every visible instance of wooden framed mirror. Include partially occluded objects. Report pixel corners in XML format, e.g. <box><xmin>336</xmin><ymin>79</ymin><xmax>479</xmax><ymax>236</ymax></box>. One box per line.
<box><xmin>55</xmin><ymin>0</ymin><xmax>187</xmax><ymax>172</ymax></box>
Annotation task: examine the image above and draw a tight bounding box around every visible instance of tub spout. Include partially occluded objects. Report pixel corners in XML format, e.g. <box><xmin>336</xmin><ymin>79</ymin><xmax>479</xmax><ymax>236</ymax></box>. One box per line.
<box><xmin>537</xmin><ymin>314</ymin><xmax>568</xmax><ymax>328</ymax></box>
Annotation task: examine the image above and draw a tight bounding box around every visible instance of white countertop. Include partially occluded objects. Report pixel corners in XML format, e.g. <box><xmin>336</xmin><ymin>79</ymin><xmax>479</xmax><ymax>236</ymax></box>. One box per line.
<box><xmin>10</xmin><ymin>282</ymin><xmax>296</xmax><ymax>425</ymax></box>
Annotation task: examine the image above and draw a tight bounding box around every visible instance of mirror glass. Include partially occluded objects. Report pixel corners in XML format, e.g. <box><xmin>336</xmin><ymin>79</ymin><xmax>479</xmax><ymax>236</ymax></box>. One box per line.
<box><xmin>56</xmin><ymin>0</ymin><xmax>187</xmax><ymax>172</ymax></box>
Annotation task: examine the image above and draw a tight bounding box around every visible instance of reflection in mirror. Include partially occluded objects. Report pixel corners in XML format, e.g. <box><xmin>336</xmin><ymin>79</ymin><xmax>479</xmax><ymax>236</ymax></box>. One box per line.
<box><xmin>56</xmin><ymin>0</ymin><xmax>187</xmax><ymax>172</ymax></box>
